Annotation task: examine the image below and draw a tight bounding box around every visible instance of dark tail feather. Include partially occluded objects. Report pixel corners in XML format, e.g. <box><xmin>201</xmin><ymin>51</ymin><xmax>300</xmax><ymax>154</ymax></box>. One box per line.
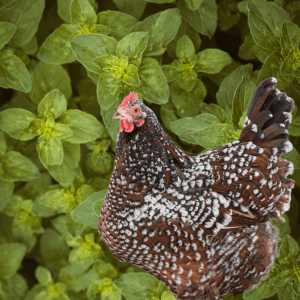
<box><xmin>239</xmin><ymin>77</ymin><xmax>295</xmax><ymax>155</ymax></box>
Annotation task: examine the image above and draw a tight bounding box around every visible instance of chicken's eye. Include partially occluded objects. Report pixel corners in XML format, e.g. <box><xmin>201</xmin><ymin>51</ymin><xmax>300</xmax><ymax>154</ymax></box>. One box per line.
<box><xmin>130</xmin><ymin>106</ymin><xmax>140</xmax><ymax>114</ymax></box>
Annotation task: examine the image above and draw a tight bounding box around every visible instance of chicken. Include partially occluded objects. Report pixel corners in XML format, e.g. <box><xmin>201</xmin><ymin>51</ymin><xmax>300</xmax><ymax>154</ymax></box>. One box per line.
<box><xmin>98</xmin><ymin>77</ymin><xmax>295</xmax><ymax>300</ymax></box>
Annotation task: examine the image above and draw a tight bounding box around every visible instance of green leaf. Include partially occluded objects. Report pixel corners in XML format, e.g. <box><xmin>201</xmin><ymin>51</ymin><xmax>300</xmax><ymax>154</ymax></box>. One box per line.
<box><xmin>0</xmin><ymin>243</ymin><xmax>27</xmax><ymax>279</ymax></box>
<box><xmin>0</xmin><ymin>179</ymin><xmax>14</xmax><ymax>212</ymax></box>
<box><xmin>193</xmin><ymin>123</ymin><xmax>241</xmax><ymax>149</ymax></box>
<box><xmin>93</xmin><ymin>260</ymin><xmax>118</xmax><ymax>280</ymax></box>
<box><xmin>138</xmin><ymin>58</ymin><xmax>169</xmax><ymax>104</ymax></box>
<box><xmin>37</xmin><ymin>136</ymin><xmax>64</xmax><ymax>167</ymax></box>
<box><xmin>25</xmin><ymin>282</ymin><xmax>69</xmax><ymax>300</ymax></box>
<box><xmin>254</xmin><ymin>46</ymin><xmax>271</xmax><ymax>63</ymax></box>
<box><xmin>238</xmin><ymin>110</ymin><xmax>247</xmax><ymax>129</ymax></box>
<box><xmin>176</xmin><ymin>35</ymin><xmax>195</xmax><ymax>59</ymax></box>
<box><xmin>238</xmin><ymin>33</ymin><xmax>257</xmax><ymax>61</ymax></box>
<box><xmin>131</xmin><ymin>8</ymin><xmax>181</xmax><ymax>56</ymax></box>
<box><xmin>40</xmin><ymin>228</ymin><xmax>69</xmax><ymax>267</ymax></box>
<box><xmin>86</xmin><ymin>151</ymin><xmax>112</xmax><ymax>175</ymax></box>
<box><xmin>178</xmin><ymin>69</ymin><xmax>197</xmax><ymax>92</ymax></box>
<box><xmin>292</xmin><ymin>282</ymin><xmax>300</xmax><ymax>296</ymax></box>
<box><xmin>87</xmin><ymin>177</ymin><xmax>110</xmax><ymax>193</ymax></box>
<box><xmin>98</xmin><ymin>10</ymin><xmax>138</xmax><ymax>41</ymax></box>
<box><xmin>167</xmin><ymin>20</ymin><xmax>201</xmax><ymax>58</ymax></box>
<box><xmin>145</xmin><ymin>0</ymin><xmax>176</xmax><ymax>2</ymax></box>
<box><xmin>58</xmin><ymin>109</ymin><xmax>104</xmax><ymax>143</ymax></box>
<box><xmin>216</xmin><ymin>63</ymin><xmax>253</xmax><ymax>109</ymax></box>
<box><xmin>30</xmin><ymin>62</ymin><xmax>72</xmax><ymax>105</ymax></box>
<box><xmin>64</xmin><ymin>268</ymin><xmax>99</xmax><ymax>293</ymax></box>
<box><xmin>237</xmin><ymin>0</ymin><xmax>247</xmax><ymax>15</ymax></box>
<box><xmin>72</xmin><ymin>190</ymin><xmax>106</xmax><ymax>229</ymax></box>
<box><xmin>47</xmin><ymin>142</ymin><xmax>80</xmax><ymax>188</ymax></box>
<box><xmin>39</xmin><ymin>188</ymin><xmax>67</xmax><ymax>212</ymax></box>
<box><xmin>0</xmin><ymin>108</ymin><xmax>36</xmax><ymax>140</ymax></box>
<box><xmin>0</xmin><ymin>273</ymin><xmax>28</xmax><ymax>300</ymax></box>
<box><xmin>0</xmin><ymin>0</ymin><xmax>45</xmax><ymax>48</ymax></box>
<box><xmin>284</xmin><ymin>2</ymin><xmax>300</xmax><ymax>25</ymax></box>
<box><xmin>161</xmin><ymin>291</ymin><xmax>177</xmax><ymax>300</ymax></box>
<box><xmin>37</xmin><ymin>24</ymin><xmax>80</xmax><ymax>64</ymax></box>
<box><xmin>0</xmin><ymin>131</ymin><xmax>6</xmax><ymax>158</ymax></box>
<box><xmin>0</xmin><ymin>151</ymin><xmax>40</xmax><ymax>181</ymax></box>
<box><xmin>218</xmin><ymin>0</ymin><xmax>241</xmax><ymax>31</ymax></box>
<box><xmin>282</xmin><ymin>147</ymin><xmax>300</xmax><ymax>170</ymax></box>
<box><xmin>232</xmin><ymin>76</ymin><xmax>256</xmax><ymax>127</ymax></box>
<box><xmin>87</xmin><ymin>278</ymin><xmax>122</xmax><ymax>300</ymax></box>
<box><xmin>288</xmin><ymin>114</ymin><xmax>300</xmax><ymax>137</ymax></box>
<box><xmin>35</xmin><ymin>266</ymin><xmax>52</xmax><ymax>286</ymax></box>
<box><xmin>101</xmin><ymin>101</ymin><xmax>121</xmax><ymax>142</ymax></box>
<box><xmin>170</xmin><ymin>113</ymin><xmax>221</xmax><ymax>144</ymax></box>
<box><xmin>257</xmin><ymin>51</ymin><xmax>291</xmax><ymax>90</ymax></box>
<box><xmin>186</xmin><ymin>0</ymin><xmax>203</xmax><ymax>11</ymax></box>
<box><xmin>114</xmin><ymin>273</ymin><xmax>161</xmax><ymax>300</ymax></box>
<box><xmin>257</xmin><ymin>51</ymin><xmax>282</xmax><ymax>81</ymax></box>
<box><xmin>200</xmin><ymin>103</ymin><xmax>226</xmax><ymax>123</ymax></box>
<box><xmin>116</xmin><ymin>32</ymin><xmax>149</xmax><ymax>67</ymax></box>
<box><xmin>0</xmin><ymin>22</ymin><xmax>16</xmax><ymax>51</ymax></box>
<box><xmin>76</xmin><ymin>78</ymin><xmax>100</xmax><ymax>118</ymax></box>
<box><xmin>21</xmin><ymin>34</ymin><xmax>38</xmax><ymax>56</ymax></box>
<box><xmin>112</xmin><ymin>0</ymin><xmax>147</xmax><ymax>19</ymax></box>
<box><xmin>208</xmin><ymin>60</ymin><xmax>241</xmax><ymax>87</ymax></box>
<box><xmin>88</xmin><ymin>23</ymin><xmax>111</xmax><ymax>35</ymax></box>
<box><xmin>70</xmin><ymin>33</ymin><xmax>117</xmax><ymax>73</ymax></box>
<box><xmin>23</xmin><ymin>172</ymin><xmax>51</xmax><ymax>202</ymax></box>
<box><xmin>4</xmin><ymin>198</ymin><xmax>43</xmax><ymax>250</ymax></box>
<box><xmin>96</xmin><ymin>73</ymin><xmax>122</xmax><ymax>110</ymax></box>
<box><xmin>0</xmin><ymin>49</ymin><xmax>32</xmax><ymax>92</ymax></box>
<box><xmin>52</xmin><ymin>123</ymin><xmax>73</xmax><ymax>140</ymax></box>
<box><xmin>225</xmin><ymin>104</ymin><xmax>233</xmax><ymax>123</ymax></box>
<box><xmin>195</xmin><ymin>49</ymin><xmax>232</xmax><ymax>74</ymax></box>
<box><xmin>273</xmin><ymin>269</ymin><xmax>293</xmax><ymax>287</ymax></box>
<box><xmin>247</xmin><ymin>0</ymin><xmax>291</xmax><ymax>52</ymax></box>
<box><xmin>123</xmin><ymin>64</ymin><xmax>140</xmax><ymax>86</ymax></box>
<box><xmin>279</xmin><ymin>234</ymin><xmax>299</xmax><ymax>258</ymax></box>
<box><xmin>171</xmin><ymin>79</ymin><xmax>206</xmax><ymax>117</ymax></box>
<box><xmin>280</xmin><ymin>21</ymin><xmax>300</xmax><ymax>58</ymax></box>
<box><xmin>57</xmin><ymin>0</ymin><xmax>72</xmax><ymax>23</ymax></box>
<box><xmin>243</xmin><ymin>272</ymin><xmax>279</xmax><ymax>300</ymax></box>
<box><xmin>38</xmin><ymin>89</ymin><xmax>68</xmax><ymax>120</ymax></box>
<box><xmin>278</xmin><ymin>283</ymin><xmax>299</xmax><ymax>300</ymax></box>
<box><xmin>70</xmin><ymin>0</ymin><xmax>97</xmax><ymax>25</ymax></box>
<box><xmin>280</xmin><ymin>54</ymin><xmax>295</xmax><ymax>76</ymax></box>
<box><xmin>178</xmin><ymin>0</ymin><xmax>217</xmax><ymax>38</ymax></box>
<box><xmin>26</xmin><ymin>119</ymin><xmax>45</xmax><ymax>137</ymax></box>
<box><xmin>161</xmin><ymin>64</ymin><xmax>180</xmax><ymax>82</ymax></box>
<box><xmin>94</xmin><ymin>55</ymin><xmax>125</xmax><ymax>71</ymax></box>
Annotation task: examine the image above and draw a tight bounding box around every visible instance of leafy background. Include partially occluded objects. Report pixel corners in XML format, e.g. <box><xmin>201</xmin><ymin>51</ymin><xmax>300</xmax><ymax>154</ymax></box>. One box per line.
<box><xmin>0</xmin><ymin>0</ymin><xmax>299</xmax><ymax>299</ymax></box>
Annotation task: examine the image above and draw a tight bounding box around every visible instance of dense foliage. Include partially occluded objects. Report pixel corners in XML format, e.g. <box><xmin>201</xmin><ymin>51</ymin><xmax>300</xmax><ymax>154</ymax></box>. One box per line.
<box><xmin>0</xmin><ymin>0</ymin><xmax>299</xmax><ymax>299</ymax></box>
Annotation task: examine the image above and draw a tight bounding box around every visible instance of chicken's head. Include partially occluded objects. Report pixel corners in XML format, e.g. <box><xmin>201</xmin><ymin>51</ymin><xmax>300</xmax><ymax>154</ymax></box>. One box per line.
<box><xmin>113</xmin><ymin>92</ymin><xmax>146</xmax><ymax>132</ymax></box>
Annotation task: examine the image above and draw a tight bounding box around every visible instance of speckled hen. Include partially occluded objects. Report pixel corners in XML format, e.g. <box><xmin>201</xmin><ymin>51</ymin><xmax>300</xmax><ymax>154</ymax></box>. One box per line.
<box><xmin>98</xmin><ymin>77</ymin><xmax>295</xmax><ymax>300</ymax></box>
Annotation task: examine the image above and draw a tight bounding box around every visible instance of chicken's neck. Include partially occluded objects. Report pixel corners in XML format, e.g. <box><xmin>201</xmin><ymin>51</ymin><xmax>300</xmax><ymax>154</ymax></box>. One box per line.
<box><xmin>114</xmin><ymin>113</ymin><xmax>195</xmax><ymax>194</ymax></box>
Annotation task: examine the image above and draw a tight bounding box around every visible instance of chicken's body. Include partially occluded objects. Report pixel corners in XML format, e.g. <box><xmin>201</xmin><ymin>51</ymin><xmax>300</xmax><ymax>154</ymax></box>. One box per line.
<box><xmin>98</xmin><ymin>78</ymin><xmax>295</xmax><ymax>300</ymax></box>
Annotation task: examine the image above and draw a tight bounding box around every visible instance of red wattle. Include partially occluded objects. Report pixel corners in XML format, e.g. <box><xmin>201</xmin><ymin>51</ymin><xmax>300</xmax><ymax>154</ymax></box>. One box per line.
<box><xmin>124</xmin><ymin>120</ymin><xmax>134</xmax><ymax>132</ymax></box>
<box><xmin>120</xmin><ymin>120</ymin><xmax>124</xmax><ymax>131</ymax></box>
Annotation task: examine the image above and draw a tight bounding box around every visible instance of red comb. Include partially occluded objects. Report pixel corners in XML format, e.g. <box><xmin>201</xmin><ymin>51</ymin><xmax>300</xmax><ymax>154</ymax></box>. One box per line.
<box><xmin>119</xmin><ymin>92</ymin><xmax>138</xmax><ymax>108</ymax></box>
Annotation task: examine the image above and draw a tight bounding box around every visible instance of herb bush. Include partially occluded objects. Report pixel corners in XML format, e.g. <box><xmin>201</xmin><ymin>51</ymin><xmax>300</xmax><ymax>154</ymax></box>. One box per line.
<box><xmin>0</xmin><ymin>0</ymin><xmax>299</xmax><ymax>299</ymax></box>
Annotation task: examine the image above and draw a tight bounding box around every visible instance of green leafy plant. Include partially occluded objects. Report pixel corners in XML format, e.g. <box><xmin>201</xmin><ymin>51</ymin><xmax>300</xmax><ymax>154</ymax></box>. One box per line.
<box><xmin>0</xmin><ymin>0</ymin><xmax>300</xmax><ymax>300</ymax></box>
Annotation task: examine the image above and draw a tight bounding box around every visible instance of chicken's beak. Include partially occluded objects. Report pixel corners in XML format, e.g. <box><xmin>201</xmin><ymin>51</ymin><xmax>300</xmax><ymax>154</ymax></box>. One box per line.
<box><xmin>113</xmin><ymin>111</ymin><xmax>121</xmax><ymax>119</ymax></box>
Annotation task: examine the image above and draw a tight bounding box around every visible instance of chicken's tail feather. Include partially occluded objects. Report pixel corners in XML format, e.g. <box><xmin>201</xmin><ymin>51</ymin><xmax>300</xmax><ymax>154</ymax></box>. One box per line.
<box><xmin>239</xmin><ymin>77</ymin><xmax>294</xmax><ymax>155</ymax></box>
